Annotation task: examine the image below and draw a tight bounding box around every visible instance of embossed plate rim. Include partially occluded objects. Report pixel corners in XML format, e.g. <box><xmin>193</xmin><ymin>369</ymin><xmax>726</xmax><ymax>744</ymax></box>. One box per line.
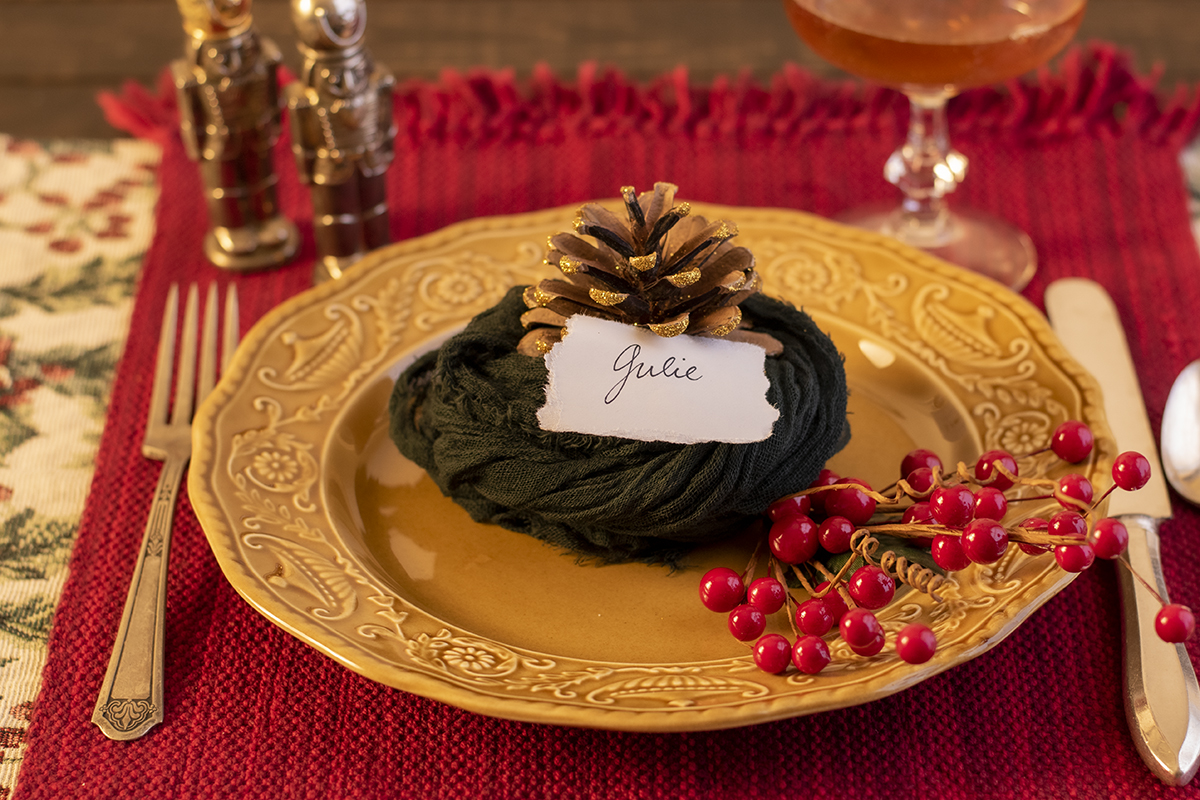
<box><xmin>189</xmin><ymin>202</ymin><xmax>1114</xmax><ymax>732</ymax></box>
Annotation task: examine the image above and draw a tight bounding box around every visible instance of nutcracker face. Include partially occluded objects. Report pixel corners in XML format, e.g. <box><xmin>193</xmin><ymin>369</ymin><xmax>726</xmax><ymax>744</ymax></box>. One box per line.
<box><xmin>321</xmin><ymin>0</ymin><xmax>363</xmax><ymax>42</ymax></box>
<box><xmin>315</xmin><ymin>53</ymin><xmax>369</xmax><ymax>99</ymax></box>
<box><xmin>292</xmin><ymin>0</ymin><xmax>366</xmax><ymax>51</ymax></box>
<box><xmin>201</xmin><ymin>34</ymin><xmax>261</xmax><ymax>77</ymax></box>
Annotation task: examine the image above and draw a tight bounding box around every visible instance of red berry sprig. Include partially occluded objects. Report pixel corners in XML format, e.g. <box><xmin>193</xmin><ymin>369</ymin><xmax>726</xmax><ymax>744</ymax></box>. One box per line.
<box><xmin>698</xmin><ymin>419</ymin><xmax>1196</xmax><ymax>676</ymax></box>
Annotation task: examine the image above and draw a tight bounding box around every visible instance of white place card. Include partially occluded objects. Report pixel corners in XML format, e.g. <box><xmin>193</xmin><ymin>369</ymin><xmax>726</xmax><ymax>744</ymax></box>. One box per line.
<box><xmin>537</xmin><ymin>314</ymin><xmax>779</xmax><ymax>444</ymax></box>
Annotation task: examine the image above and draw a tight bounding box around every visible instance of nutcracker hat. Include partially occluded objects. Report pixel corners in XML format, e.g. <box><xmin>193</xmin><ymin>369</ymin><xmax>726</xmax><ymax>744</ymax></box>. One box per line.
<box><xmin>176</xmin><ymin>0</ymin><xmax>253</xmax><ymax>38</ymax></box>
<box><xmin>292</xmin><ymin>0</ymin><xmax>367</xmax><ymax>53</ymax></box>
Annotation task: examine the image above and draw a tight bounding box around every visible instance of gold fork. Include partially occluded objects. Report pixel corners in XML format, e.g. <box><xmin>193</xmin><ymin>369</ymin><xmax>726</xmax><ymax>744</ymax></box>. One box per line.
<box><xmin>92</xmin><ymin>283</ymin><xmax>239</xmax><ymax>741</ymax></box>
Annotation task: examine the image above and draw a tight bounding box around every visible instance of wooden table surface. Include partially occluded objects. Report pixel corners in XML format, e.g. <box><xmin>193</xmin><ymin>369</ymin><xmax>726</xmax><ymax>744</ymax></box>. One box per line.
<box><xmin>3</xmin><ymin>0</ymin><xmax>1199</xmax><ymax>139</ymax></box>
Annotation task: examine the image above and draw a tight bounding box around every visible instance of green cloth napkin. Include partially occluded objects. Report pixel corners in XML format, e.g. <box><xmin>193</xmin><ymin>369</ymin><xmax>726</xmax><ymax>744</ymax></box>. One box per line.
<box><xmin>389</xmin><ymin>287</ymin><xmax>848</xmax><ymax>564</ymax></box>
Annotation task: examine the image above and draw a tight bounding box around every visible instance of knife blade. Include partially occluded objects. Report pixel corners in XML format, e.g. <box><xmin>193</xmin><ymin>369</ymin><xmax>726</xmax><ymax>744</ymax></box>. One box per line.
<box><xmin>1045</xmin><ymin>276</ymin><xmax>1200</xmax><ymax>786</ymax></box>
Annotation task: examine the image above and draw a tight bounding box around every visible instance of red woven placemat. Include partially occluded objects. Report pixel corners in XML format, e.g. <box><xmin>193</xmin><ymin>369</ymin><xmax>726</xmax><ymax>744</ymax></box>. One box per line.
<box><xmin>16</xmin><ymin>46</ymin><xmax>1200</xmax><ymax>799</ymax></box>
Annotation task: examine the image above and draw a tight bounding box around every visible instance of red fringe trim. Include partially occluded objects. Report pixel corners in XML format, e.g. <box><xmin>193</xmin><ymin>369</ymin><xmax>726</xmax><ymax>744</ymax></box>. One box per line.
<box><xmin>98</xmin><ymin>43</ymin><xmax>1200</xmax><ymax>149</ymax></box>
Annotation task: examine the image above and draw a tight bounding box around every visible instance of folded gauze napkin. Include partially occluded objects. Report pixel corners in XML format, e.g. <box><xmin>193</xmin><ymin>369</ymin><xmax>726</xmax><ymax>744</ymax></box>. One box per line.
<box><xmin>388</xmin><ymin>287</ymin><xmax>849</xmax><ymax>565</ymax></box>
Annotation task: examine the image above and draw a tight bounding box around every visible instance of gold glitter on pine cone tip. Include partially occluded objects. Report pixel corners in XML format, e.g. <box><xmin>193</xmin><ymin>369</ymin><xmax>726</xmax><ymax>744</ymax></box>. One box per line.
<box><xmin>708</xmin><ymin>307</ymin><xmax>742</xmax><ymax>337</ymax></box>
<box><xmin>629</xmin><ymin>254</ymin><xmax>657</xmax><ymax>272</ymax></box>
<box><xmin>523</xmin><ymin>285</ymin><xmax>554</xmax><ymax>308</ymax></box>
<box><xmin>666</xmin><ymin>269</ymin><xmax>701</xmax><ymax>288</ymax></box>
<box><xmin>648</xmin><ymin>316</ymin><xmax>690</xmax><ymax>337</ymax></box>
<box><xmin>589</xmin><ymin>288</ymin><xmax>630</xmax><ymax>306</ymax></box>
<box><xmin>520</xmin><ymin>183</ymin><xmax>782</xmax><ymax>352</ymax></box>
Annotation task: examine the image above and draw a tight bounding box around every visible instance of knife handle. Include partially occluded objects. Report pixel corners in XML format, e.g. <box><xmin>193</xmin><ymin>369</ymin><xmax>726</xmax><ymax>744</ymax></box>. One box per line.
<box><xmin>1118</xmin><ymin>514</ymin><xmax>1200</xmax><ymax>785</ymax></box>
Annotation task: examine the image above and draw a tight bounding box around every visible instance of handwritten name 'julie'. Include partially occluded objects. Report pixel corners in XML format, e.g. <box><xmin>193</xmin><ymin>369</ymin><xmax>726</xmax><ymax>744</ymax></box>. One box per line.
<box><xmin>605</xmin><ymin>344</ymin><xmax>703</xmax><ymax>404</ymax></box>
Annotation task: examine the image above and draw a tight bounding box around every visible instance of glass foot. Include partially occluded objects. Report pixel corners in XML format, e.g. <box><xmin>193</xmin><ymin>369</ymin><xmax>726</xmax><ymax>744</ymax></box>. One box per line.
<box><xmin>836</xmin><ymin>205</ymin><xmax>1037</xmax><ymax>292</ymax></box>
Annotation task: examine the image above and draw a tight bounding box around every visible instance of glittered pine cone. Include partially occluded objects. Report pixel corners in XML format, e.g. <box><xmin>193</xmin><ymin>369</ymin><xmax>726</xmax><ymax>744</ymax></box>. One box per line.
<box><xmin>517</xmin><ymin>183</ymin><xmax>783</xmax><ymax>356</ymax></box>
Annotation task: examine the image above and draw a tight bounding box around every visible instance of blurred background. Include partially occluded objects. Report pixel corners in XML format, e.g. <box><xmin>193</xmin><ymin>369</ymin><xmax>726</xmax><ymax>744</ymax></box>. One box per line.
<box><xmin>4</xmin><ymin>0</ymin><xmax>1200</xmax><ymax>140</ymax></box>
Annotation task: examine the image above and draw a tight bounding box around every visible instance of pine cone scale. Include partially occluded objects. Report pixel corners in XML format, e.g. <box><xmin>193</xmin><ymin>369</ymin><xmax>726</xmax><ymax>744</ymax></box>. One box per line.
<box><xmin>517</xmin><ymin>183</ymin><xmax>782</xmax><ymax>356</ymax></box>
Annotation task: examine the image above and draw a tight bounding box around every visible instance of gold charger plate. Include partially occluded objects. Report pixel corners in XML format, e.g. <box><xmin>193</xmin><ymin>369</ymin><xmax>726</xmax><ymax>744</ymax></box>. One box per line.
<box><xmin>189</xmin><ymin>203</ymin><xmax>1113</xmax><ymax>732</ymax></box>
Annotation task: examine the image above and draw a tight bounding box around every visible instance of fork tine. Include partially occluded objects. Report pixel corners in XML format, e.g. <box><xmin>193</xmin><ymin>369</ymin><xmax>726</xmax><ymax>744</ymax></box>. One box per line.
<box><xmin>222</xmin><ymin>284</ymin><xmax>240</xmax><ymax>375</ymax></box>
<box><xmin>147</xmin><ymin>285</ymin><xmax>180</xmax><ymax>430</ymax></box>
<box><xmin>197</xmin><ymin>284</ymin><xmax>219</xmax><ymax>402</ymax></box>
<box><xmin>170</xmin><ymin>284</ymin><xmax>200</xmax><ymax>426</ymax></box>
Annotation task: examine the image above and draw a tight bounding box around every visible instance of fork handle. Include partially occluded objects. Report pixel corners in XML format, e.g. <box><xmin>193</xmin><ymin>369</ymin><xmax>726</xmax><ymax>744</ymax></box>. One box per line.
<box><xmin>92</xmin><ymin>455</ymin><xmax>188</xmax><ymax>741</ymax></box>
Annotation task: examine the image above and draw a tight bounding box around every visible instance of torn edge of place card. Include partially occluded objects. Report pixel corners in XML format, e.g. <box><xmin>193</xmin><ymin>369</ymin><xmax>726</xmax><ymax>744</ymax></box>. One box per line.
<box><xmin>536</xmin><ymin>314</ymin><xmax>779</xmax><ymax>445</ymax></box>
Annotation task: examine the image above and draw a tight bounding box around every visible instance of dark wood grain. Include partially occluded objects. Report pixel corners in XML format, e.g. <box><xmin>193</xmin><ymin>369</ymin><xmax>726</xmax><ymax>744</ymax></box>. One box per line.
<box><xmin>3</xmin><ymin>0</ymin><xmax>1199</xmax><ymax>139</ymax></box>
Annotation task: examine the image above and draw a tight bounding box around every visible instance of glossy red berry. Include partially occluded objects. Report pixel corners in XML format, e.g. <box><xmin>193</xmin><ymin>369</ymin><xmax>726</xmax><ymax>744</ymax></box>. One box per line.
<box><xmin>849</xmin><ymin>631</ymin><xmax>886</xmax><ymax>657</ymax></box>
<box><xmin>905</xmin><ymin>467</ymin><xmax>937</xmax><ymax>495</ymax></box>
<box><xmin>1056</xmin><ymin>473</ymin><xmax>1094</xmax><ymax>509</ymax></box>
<box><xmin>902</xmin><ymin>502</ymin><xmax>935</xmax><ymax>546</ymax></box>
<box><xmin>848</xmin><ymin>565</ymin><xmax>896</xmax><ymax>610</ymax></box>
<box><xmin>754</xmin><ymin>634</ymin><xmax>793</xmax><ymax>674</ymax></box>
<box><xmin>769</xmin><ymin>514</ymin><xmax>819</xmax><ymax>564</ymax></box>
<box><xmin>817</xmin><ymin>516</ymin><xmax>855</xmax><ymax>554</ymax></box>
<box><xmin>902</xmin><ymin>502</ymin><xmax>934</xmax><ymax>525</ymax></box>
<box><xmin>1052</xmin><ymin>420</ymin><xmax>1094</xmax><ymax>463</ymax></box>
<box><xmin>1049</xmin><ymin>510</ymin><xmax>1088</xmax><ymax>540</ymax></box>
<box><xmin>896</xmin><ymin>623</ymin><xmax>937</xmax><ymax>664</ymax></box>
<box><xmin>823</xmin><ymin>479</ymin><xmax>876</xmax><ymax>526</ymax></box>
<box><xmin>1156</xmin><ymin>604</ymin><xmax>1196</xmax><ymax>643</ymax></box>
<box><xmin>767</xmin><ymin>494</ymin><xmax>811</xmax><ymax>522</ymax></box>
<box><xmin>814</xmin><ymin>582</ymin><xmax>849</xmax><ymax>624</ymax></box>
<box><xmin>1054</xmin><ymin>543</ymin><xmax>1094</xmax><ymax>572</ymax></box>
<box><xmin>792</xmin><ymin>635</ymin><xmax>832</xmax><ymax>674</ymax></box>
<box><xmin>930</xmin><ymin>484</ymin><xmax>975</xmax><ymax>527</ymax></box>
<box><xmin>796</xmin><ymin>598</ymin><xmax>834</xmax><ymax>636</ymax></box>
<box><xmin>699</xmin><ymin>567</ymin><xmax>743</xmax><ymax>612</ymax></box>
<box><xmin>975</xmin><ymin>449</ymin><xmax>1018</xmax><ymax>491</ymax></box>
<box><xmin>974</xmin><ymin>487</ymin><xmax>1008</xmax><ymax>521</ymax></box>
<box><xmin>961</xmin><ymin>519</ymin><xmax>1009</xmax><ymax>564</ymax></box>
<box><xmin>728</xmin><ymin>604</ymin><xmax>767</xmax><ymax>641</ymax></box>
<box><xmin>1018</xmin><ymin>517</ymin><xmax>1049</xmax><ymax>555</ymax></box>
<box><xmin>1090</xmin><ymin>517</ymin><xmax>1129</xmax><ymax>560</ymax></box>
<box><xmin>807</xmin><ymin>469</ymin><xmax>841</xmax><ymax>514</ymax></box>
<box><xmin>747</xmin><ymin>577</ymin><xmax>787</xmax><ymax>614</ymax></box>
<box><xmin>901</xmin><ymin>449</ymin><xmax>943</xmax><ymax>479</ymax></box>
<box><xmin>931</xmin><ymin>534</ymin><xmax>972</xmax><ymax>571</ymax></box>
<box><xmin>1113</xmin><ymin>451</ymin><xmax>1152</xmax><ymax>491</ymax></box>
<box><xmin>840</xmin><ymin>608</ymin><xmax>883</xmax><ymax>648</ymax></box>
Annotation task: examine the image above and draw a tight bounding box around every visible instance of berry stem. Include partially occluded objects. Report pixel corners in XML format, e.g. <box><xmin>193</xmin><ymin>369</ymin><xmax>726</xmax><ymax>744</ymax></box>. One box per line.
<box><xmin>741</xmin><ymin>534</ymin><xmax>765</xmax><ymax>589</ymax></box>
<box><xmin>864</xmin><ymin>523</ymin><xmax>1088</xmax><ymax>547</ymax></box>
<box><xmin>771</xmin><ymin>558</ymin><xmax>802</xmax><ymax>638</ymax></box>
<box><xmin>1093</xmin><ymin>484</ymin><xmax>1118</xmax><ymax>509</ymax></box>
<box><xmin>1113</xmin><ymin>554</ymin><xmax>1167</xmax><ymax>606</ymax></box>
<box><xmin>789</xmin><ymin>562</ymin><xmax>818</xmax><ymax>596</ymax></box>
<box><xmin>788</xmin><ymin>465</ymin><xmax>1079</xmax><ymax>522</ymax></box>
<box><xmin>805</xmin><ymin>559</ymin><xmax>859</xmax><ymax>609</ymax></box>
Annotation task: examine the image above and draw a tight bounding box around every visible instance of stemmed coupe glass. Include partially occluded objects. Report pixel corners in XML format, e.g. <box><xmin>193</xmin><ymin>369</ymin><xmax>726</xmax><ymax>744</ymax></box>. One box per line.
<box><xmin>782</xmin><ymin>0</ymin><xmax>1086</xmax><ymax>290</ymax></box>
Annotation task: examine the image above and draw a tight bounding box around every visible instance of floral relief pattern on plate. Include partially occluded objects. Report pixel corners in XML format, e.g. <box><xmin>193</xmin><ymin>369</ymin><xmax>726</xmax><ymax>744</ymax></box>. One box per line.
<box><xmin>190</xmin><ymin>202</ymin><xmax>1114</xmax><ymax>731</ymax></box>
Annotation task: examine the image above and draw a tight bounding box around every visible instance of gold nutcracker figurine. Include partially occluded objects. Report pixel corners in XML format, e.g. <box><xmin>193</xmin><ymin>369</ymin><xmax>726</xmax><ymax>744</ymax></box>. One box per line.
<box><xmin>173</xmin><ymin>0</ymin><xmax>299</xmax><ymax>270</ymax></box>
<box><xmin>287</xmin><ymin>0</ymin><xmax>396</xmax><ymax>282</ymax></box>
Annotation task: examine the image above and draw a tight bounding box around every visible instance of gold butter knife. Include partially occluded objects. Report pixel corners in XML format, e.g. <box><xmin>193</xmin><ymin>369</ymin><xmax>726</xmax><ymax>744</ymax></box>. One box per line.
<box><xmin>1045</xmin><ymin>277</ymin><xmax>1200</xmax><ymax>785</ymax></box>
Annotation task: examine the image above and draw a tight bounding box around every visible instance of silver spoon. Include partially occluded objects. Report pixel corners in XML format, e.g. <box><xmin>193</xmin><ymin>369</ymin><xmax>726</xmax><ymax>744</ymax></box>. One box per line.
<box><xmin>1163</xmin><ymin>359</ymin><xmax>1200</xmax><ymax>503</ymax></box>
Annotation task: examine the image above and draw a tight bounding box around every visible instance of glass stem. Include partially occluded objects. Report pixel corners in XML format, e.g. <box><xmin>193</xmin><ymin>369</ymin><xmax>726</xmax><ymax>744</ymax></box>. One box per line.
<box><xmin>883</xmin><ymin>91</ymin><xmax>968</xmax><ymax>248</ymax></box>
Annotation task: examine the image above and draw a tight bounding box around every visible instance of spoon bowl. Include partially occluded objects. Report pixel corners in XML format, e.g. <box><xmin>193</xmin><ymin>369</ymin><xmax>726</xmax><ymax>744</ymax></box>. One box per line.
<box><xmin>1162</xmin><ymin>359</ymin><xmax>1200</xmax><ymax>504</ymax></box>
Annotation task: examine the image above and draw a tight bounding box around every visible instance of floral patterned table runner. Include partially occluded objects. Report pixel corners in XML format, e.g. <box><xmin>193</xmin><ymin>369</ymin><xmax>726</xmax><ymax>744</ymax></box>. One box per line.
<box><xmin>0</xmin><ymin>135</ymin><xmax>159</xmax><ymax>797</ymax></box>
